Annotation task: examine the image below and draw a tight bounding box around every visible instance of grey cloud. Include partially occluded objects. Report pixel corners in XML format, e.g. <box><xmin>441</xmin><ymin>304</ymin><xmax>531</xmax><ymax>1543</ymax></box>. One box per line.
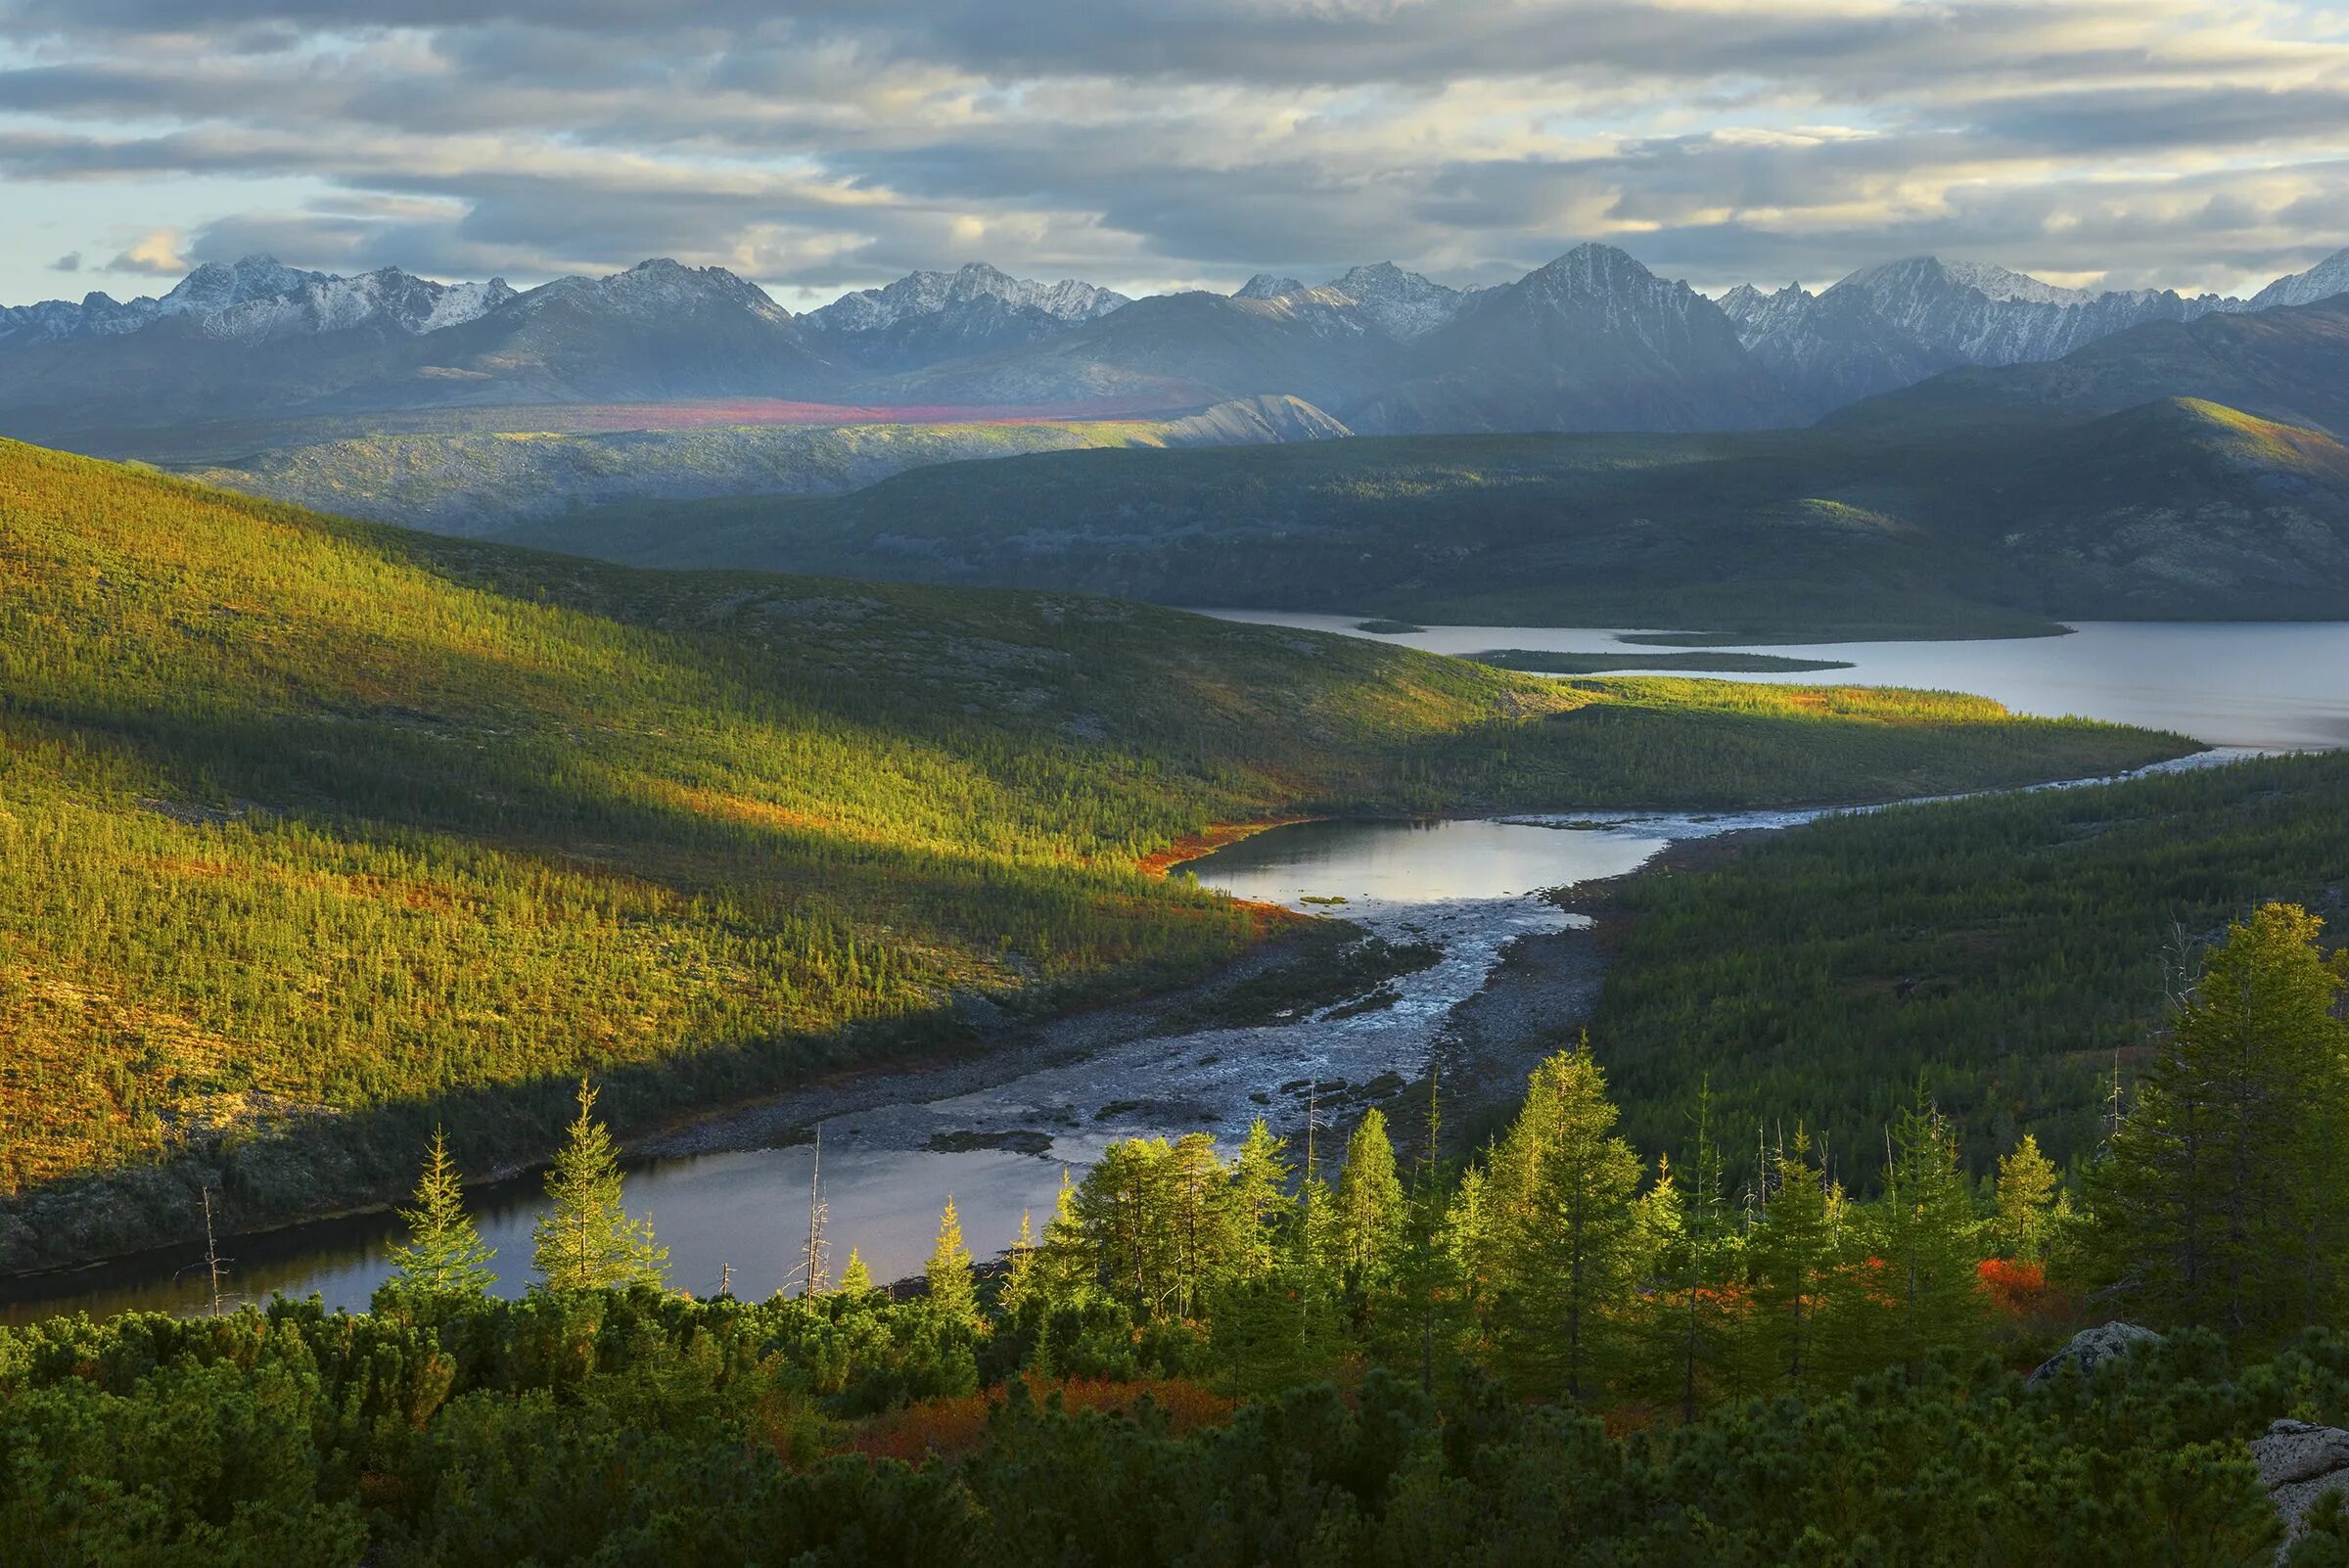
<box><xmin>47</xmin><ymin>250</ymin><xmax>80</xmax><ymax>270</ymax></box>
<box><xmin>0</xmin><ymin>0</ymin><xmax>2344</xmax><ymax>301</ymax></box>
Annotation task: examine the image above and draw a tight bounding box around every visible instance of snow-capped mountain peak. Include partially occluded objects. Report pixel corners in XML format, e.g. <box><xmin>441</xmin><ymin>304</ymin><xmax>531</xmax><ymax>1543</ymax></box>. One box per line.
<box><xmin>2251</xmin><ymin>248</ymin><xmax>2349</xmax><ymax>310</ymax></box>
<box><xmin>1234</xmin><ymin>272</ymin><xmax>1306</xmax><ymax>300</ymax></box>
<box><xmin>807</xmin><ymin>262</ymin><xmax>1128</xmax><ymax>336</ymax></box>
<box><xmin>156</xmin><ymin>255</ymin><xmax>332</xmax><ymax>319</ymax></box>
<box><xmin>1312</xmin><ymin>261</ymin><xmax>1466</xmax><ymax>341</ymax></box>
<box><xmin>530</xmin><ymin>258</ymin><xmax>794</xmax><ymax>326</ymax></box>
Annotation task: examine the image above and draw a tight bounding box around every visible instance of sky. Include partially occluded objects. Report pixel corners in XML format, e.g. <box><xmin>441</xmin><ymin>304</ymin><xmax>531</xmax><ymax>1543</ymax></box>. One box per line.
<box><xmin>0</xmin><ymin>0</ymin><xmax>2345</xmax><ymax>310</ymax></box>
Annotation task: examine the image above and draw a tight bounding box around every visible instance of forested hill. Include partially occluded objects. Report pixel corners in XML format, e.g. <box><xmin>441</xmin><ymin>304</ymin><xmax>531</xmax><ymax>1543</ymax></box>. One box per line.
<box><xmin>0</xmin><ymin>439</ymin><xmax>2185</xmax><ymax>1267</ymax></box>
<box><xmin>535</xmin><ymin>389</ymin><xmax>2349</xmax><ymax>637</ymax></box>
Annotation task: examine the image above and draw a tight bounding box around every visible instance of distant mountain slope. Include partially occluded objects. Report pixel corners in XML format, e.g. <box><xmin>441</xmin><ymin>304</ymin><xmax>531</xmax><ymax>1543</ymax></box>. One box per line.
<box><xmin>555</xmin><ymin>374</ymin><xmax>2349</xmax><ymax>631</ymax></box>
<box><xmin>0</xmin><ymin>255</ymin><xmax>511</xmax><ymax>352</ymax></box>
<box><xmin>859</xmin><ymin>288</ymin><xmax>1388</xmax><ymax>412</ymax></box>
<box><xmin>1725</xmin><ymin>255</ymin><xmax>2244</xmax><ymax>418</ymax></box>
<box><xmin>2250</xmin><ymin>248</ymin><xmax>2349</xmax><ymax>309</ymax></box>
<box><xmin>176</xmin><ymin>395</ymin><xmax>1352</xmax><ymax>534</ymax></box>
<box><xmin>1831</xmin><ymin>296</ymin><xmax>2349</xmax><ymax>438</ymax></box>
<box><xmin>2</xmin><ymin>244</ymin><xmax>2339</xmax><ymax>469</ymax></box>
<box><xmin>1355</xmin><ymin>245</ymin><xmax>1798</xmax><ymax>434</ymax></box>
<box><xmin>0</xmin><ymin>258</ymin><xmax>840</xmax><ymax>439</ymax></box>
<box><xmin>801</xmin><ymin>262</ymin><xmax>1128</xmax><ymax>371</ymax></box>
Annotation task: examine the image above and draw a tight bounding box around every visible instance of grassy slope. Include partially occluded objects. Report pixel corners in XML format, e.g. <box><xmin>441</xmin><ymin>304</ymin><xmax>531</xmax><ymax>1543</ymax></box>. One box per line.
<box><xmin>161</xmin><ymin>413</ymin><xmax>1309</xmax><ymax>536</ymax></box>
<box><xmin>0</xmin><ymin>439</ymin><xmax>2188</xmax><ymax>1266</ymax></box>
<box><xmin>533</xmin><ymin>391</ymin><xmax>2349</xmax><ymax>634</ymax></box>
<box><xmin>1589</xmin><ymin>751</ymin><xmax>2349</xmax><ymax>1188</ymax></box>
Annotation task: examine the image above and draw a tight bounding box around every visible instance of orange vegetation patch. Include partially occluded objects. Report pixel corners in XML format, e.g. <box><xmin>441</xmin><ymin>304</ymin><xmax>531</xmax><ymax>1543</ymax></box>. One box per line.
<box><xmin>841</xmin><ymin>1377</ymin><xmax>1235</xmax><ymax>1464</ymax></box>
<box><xmin>1135</xmin><ymin>818</ymin><xmax>1316</xmax><ymax>878</ymax></box>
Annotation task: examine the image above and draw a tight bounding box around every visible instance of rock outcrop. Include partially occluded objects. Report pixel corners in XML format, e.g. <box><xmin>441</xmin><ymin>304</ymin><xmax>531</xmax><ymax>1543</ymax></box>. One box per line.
<box><xmin>2025</xmin><ymin>1320</ymin><xmax>2163</xmax><ymax>1387</ymax></box>
<box><xmin>2254</xmin><ymin>1419</ymin><xmax>2349</xmax><ymax>1548</ymax></box>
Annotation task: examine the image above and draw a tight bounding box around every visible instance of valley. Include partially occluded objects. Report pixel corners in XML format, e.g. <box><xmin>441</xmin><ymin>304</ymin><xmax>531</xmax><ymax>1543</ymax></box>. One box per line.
<box><xmin>18</xmin><ymin>1</ymin><xmax>2349</xmax><ymax>1557</ymax></box>
<box><xmin>0</xmin><ymin>440</ymin><xmax>2186</xmax><ymax>1281</ymax></box>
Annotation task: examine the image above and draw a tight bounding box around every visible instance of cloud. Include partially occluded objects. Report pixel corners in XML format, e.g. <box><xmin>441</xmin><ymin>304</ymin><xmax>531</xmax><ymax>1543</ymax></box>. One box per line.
<box><xmin>0</xmin><ymin>0</ymin><xmax>2344</xmax><ymax>300</ymax></box>
<box><xmin>108</xmin><ymin>228</ymin><xmax>188</xmax><ymax>275</ymax></box>
<box><xmin>48</xmin><ymin>251</ymin><xmax>81</xmax><ymax>271</ymax></box>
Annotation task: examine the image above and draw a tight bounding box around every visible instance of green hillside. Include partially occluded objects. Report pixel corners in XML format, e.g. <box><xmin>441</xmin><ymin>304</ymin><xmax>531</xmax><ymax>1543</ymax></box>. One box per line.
<box><xmin>530</xmin><ymin>388</ymin><xmax>2349</xmax><ymax>634</ymax></box>
<box><xmin>0</xmin><ymin>439</ymin><xmax>2186</xmax><ymax>1267</ymax></box>
<box><xmin>1590</xmin><ymin>748</ymin><xmax>2349</xmax><ymax>1185</ymax></box>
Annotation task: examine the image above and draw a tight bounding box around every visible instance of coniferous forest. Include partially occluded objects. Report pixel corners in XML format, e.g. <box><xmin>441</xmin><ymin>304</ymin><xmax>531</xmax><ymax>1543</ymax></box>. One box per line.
<box><xmin>4</xmin><ymin>444</ymin><xmax>2348</xmax><ymax>1563</ymax></box>
<box><xmin>7</xmin><ymin>903</ymin><xmax>2348</xmax><ymax>1564</ymax></box>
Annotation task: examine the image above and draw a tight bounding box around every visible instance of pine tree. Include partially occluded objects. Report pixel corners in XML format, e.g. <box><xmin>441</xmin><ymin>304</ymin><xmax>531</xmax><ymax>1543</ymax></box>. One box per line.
<box><xmin>1993</xmin><ymin>1132</ymin><xmax>2065</xmax><ymax>1264</ymax></box>
<box><xmin>927</xmin><ymin>1196</ymin><xmax>982</xmax><ymax>1329</ymax></box>
<box><xmin>378</xmin><ymin>1128</ymin><xmax>495</xmax><ymax>1308</ymax></box>
<box><xmin>531</xmin><ymin>1080</ymin><xmax>667</xmax><ymax>1293</ymax></box>
<box><xmin>1334</xmin><ymin>1109</ymin><xmax>1406</xmax><ymax>1287</ymax></box>
<box><xmin>2088</xmin><ymin>903</ymin><xmax>2349</xmax><ymax>1338</ymax></box>
<box><xmin>1490</xmin><ymin>1043</ymin><xmax>1645</xmax><ymax>1401</ymax></box>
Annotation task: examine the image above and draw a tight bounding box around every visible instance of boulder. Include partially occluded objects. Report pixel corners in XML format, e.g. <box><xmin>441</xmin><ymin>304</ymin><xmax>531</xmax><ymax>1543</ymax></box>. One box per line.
<box><xmin>2253</xmin><ymin>1420</ymin><xmax>2349</xmax><ymax>1546</ymax></box>
<box><xmin>2025</xmin><ymin>1321</ymin><xmax>2163</xmax><ymax>1387</ymax></box>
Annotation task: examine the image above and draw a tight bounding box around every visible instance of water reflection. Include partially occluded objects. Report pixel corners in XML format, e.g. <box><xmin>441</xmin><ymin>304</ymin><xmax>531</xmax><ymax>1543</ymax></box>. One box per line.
<box><xmin>1174</xmin><ymin>816</ymin><xmax>1669</xmax><ymax>905</ymax></box>
<box><xmin>1200</xmin><ymin>614</ymin><xmax>2349</xmax><ymax>752</ymax></box>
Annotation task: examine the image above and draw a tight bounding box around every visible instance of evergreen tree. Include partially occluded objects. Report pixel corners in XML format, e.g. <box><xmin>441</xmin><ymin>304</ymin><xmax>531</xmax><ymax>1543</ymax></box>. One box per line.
<box><xmin>1746</xmin><ymin>1129</ymin><xmax>1840</xmax><ymax>1390</ymax></box>
<box><xmin>1031</xmin><ymin>1167</ymin><xmax>1095</xmax><ymax>1313</ymax></box>
<box><xmin>1633</xmin><ymin>1092</ymin><xmax>1745</xmax><ymax>1419</ymax></box>
<box><xmin>1862</xmin><ymin>1097</ymin><xmax>1987</xmax><ymax>1374</ymax></box>
<box><xmin>377</xmin><ymin>1128</ymin><xmax>495</xmax><ymax>1308</ymax></box>
<box><xmin>2088</xmin><ymin>903</ymin><xmax>2349</xmax><ymax>1338</ymax></box>
<box><xmin>927</xmin><ymin>1196</ymin><xmax>982</xmax><ymax>1329</ymax></box>
<box><xmin>1490</xmin><ymin>1043</ymin><xmax>1645</xmax><ymax>1400</ymax></box>
<box><xmin>1993</xmin><ymin>1132</ymin><xmax>2065</xmax><ymax>1264</ymax></box>
<box><xmin>1227</xmin><ymin>1119</ymin><xmax>1296</xmax><ymax>1274</ymax></box>
<box><xmin>530</xmin><ymin>1080</ymin><xmax>667</xmax><ymax>1293</ymax></box>
<box><xmin>1334</xmin><ymin>1109</ymin><xmax>1406</xmax><ymax>1287</ymax></box>
<box><xmin>1167</xmin><ymin>1131</ymin><xmax>1241</xmax><ymax>1316</ymax></box>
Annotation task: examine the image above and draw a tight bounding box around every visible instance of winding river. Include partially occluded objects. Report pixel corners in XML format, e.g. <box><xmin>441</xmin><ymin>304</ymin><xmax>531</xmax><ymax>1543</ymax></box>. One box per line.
<box><xmin>4</xmin><ymin>618</ymin><xmax>2340</xmax><ymax>1321</ymax></box>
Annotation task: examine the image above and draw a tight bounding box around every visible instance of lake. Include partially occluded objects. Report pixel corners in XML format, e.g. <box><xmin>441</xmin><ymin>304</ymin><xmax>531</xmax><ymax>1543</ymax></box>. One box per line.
<box><xmin>1201</xmin><ymin>615</ymin><xmax>2349</xmax><ymax>751</ymax></box>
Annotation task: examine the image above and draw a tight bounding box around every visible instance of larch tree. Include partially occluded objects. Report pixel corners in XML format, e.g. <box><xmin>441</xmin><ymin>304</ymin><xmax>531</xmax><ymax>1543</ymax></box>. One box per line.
<box><xmin>1635</xmin><ymin>1086</ymin><xmax>1744</xmax><ymax>1420</ymax></box>
<box><xmin>927</xmin><ymin>1196</ymin><xmax>982</xmax><ymax>1329</ymax></box>
<box><xmin>530</xmin><ymin>1080</ymin><xmax>667</xmax><ymax>1294</ymax></box>
<box><xmin>998</xmin><ymin>1210</ymin><xmax>1039</xmax><ymax>1316</ymax></box>
<box><xmin>1334</xmin><ymin>1109</ymin><xmax>1406</xmax><ymax>1287</ymax></box>
<box><xmin>1227</xmin><ymin>1119</ymin><xmax>1296</xmax><ymax>1275</ymax></box>
<box><xmin>1862</xmin><ymin>1097</ymin><xmax>1987</xmax><ymax>1374</ymax></box>
<box><xmin>1746</xmin><ymin>1130</ymin><xmax>1840</xmax><ymax>1391</ymax></box>
<box><xmin>378</xmin><ymin>1127</ymin><xmax>495</xmax><ymax>1309</ymax></box>
<box><xmin>2088</xmin><ymin>903</ymin><xmax>2349</xmax><ymax>1339</ymax></box>
<box><xmin>1491</xmin><ymin>1043</ymin><xmax>1645</xmax><ymax>1401</ymax></box>
<box><xmin>1993</xmin><ymin>1132</ymin><xmax>2066</xmax><ymax>1265</ymax></box>
<box><xmin>837</xmin><ymin>1248</ymin><xmax>876</xmax><ymax>1298</ymax></box>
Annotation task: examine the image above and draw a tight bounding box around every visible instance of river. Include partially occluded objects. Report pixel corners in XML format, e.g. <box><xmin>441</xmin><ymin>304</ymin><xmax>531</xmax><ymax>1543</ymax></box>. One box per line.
<box><xmin>4</xmin><ymin>618</ymin><xmax>2339</xmax><ymax>1321</ymax></box>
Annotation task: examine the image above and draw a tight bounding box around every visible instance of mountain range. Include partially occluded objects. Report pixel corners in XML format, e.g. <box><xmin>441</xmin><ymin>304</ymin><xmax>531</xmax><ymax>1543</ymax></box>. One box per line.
<box><xmin>4</xmin><ymin>244</ymin><xmax>2343</xmax><ymax>449</ymax></box>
